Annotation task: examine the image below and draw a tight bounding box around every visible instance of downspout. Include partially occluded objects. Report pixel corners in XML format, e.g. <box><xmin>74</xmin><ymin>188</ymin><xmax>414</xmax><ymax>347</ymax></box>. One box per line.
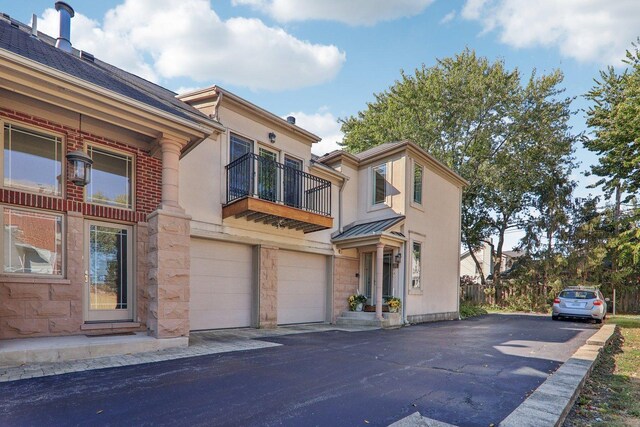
<box><xmin>402</xmin><ymin>241</ymin><xmax>408</xmax><ymax>324</ymax></box>
<box><xmin>338</xmin><ymin>176</ymin><xmax>348</xmax><ymax>233</ymax></box>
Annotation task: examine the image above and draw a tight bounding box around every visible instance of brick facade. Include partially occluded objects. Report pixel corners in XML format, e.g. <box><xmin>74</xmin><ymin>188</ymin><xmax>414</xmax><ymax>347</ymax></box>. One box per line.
<box><xmin>0</xmin><ymin>107</ymin><xmax>162</xmax><ymax>339</ymax></box>
<box><xmin>0</xmin><ymin>107</ymin><xmax>161</xmax><ymax>221</ymax></box>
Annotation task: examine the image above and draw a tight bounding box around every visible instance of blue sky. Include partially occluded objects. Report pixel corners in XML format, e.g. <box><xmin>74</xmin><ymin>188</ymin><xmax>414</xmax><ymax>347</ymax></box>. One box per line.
<box><xmin>2</xmin><ymin>0</ymin><xmax>638</xmax><ymax>248</ymax></box>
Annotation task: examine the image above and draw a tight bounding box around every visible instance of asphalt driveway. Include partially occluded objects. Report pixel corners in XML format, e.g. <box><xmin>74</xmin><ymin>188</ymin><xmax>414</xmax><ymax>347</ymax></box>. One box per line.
<box><xmin>0</xmin><ymin>314</ymin><xmax>599</xmax><ymax>427</ymax></box>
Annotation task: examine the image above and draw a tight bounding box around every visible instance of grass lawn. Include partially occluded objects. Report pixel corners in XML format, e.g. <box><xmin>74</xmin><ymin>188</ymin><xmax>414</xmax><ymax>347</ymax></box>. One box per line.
<box><xmin>564</xmin><ymin>315</ymin><xmax>640</xmax><ymax>426</ymax></box>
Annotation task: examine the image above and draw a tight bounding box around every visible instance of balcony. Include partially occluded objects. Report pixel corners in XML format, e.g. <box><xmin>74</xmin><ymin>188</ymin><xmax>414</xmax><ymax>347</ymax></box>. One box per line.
<box><xmin>223</xmin><ymin>153</ymin><xmax>333</xmax><ymax>233</ymax></box>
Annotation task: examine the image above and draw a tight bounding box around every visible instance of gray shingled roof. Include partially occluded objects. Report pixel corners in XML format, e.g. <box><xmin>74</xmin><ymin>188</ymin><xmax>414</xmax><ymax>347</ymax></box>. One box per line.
<box><xmin>0</xmin><ymin>16</ymin><xmax>209</xmax><ymax>122</ymax></box>
<box><xmin>332</xmin><ymin>216</ymin><xmax>405</xmax><ymax>241</ymax></box>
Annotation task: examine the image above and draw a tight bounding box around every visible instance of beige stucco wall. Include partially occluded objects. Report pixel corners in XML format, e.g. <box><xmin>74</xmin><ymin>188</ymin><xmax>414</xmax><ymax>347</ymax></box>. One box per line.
<box><xmin>404</xmin><ymin>155</ymin><xmax>462</xmax><ymax>318</ymax></box>
<box><xmin>356</xmin><ymin>155</ymin><xmax>407</xmax><ymax>221</ymax></box>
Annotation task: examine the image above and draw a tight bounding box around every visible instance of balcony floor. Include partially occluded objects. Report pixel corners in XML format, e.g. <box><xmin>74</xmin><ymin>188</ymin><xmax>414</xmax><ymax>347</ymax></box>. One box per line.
<box><xmin>222</xmin><ymin>197</ymin><xmax>333</xmax><ymax>233</ymax></box>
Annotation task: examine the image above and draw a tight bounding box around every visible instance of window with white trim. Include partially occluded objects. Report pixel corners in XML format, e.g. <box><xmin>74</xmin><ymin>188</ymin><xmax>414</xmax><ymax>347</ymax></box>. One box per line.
<box><xmin>413</xmin><ymin>163</ymin><xmax>423</xmax><ymax>204</ymax></box>
<box><xmin>2</xmin><ymin>207</ymin><xmax>63</xmax><ymax>275</ymax></box>
<box><xmin>411</xmin><ymin>241</ymin><xmax>422</xmax><ymax>289</ymax></box>
<box><xmin>372</xmin><ymin>164</ymin><xmax>387</xmax><ymax>205</ymax></box>
<box><xmin>87</xmin><ymin>146</ymin><xmax>133</xmax><ymax>209</ymax></box>
<box><xmin>2</xmin><ymin>123</ymin><xmax>63</xmax><ymax>196</ymax></box>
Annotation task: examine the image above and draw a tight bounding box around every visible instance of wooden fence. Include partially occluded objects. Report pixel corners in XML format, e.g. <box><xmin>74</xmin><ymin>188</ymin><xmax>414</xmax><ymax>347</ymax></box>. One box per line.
<box><xmin>611</xmin><ymin>288</ymin><xmax>640</xmax><ymax>314</ymax></box>
<box><xmin>460</xmin><ymin>283</ymin><xmax>548</xmax><ymax>306</ymax></box>
<box><xmin>461</xmin><ymin>283</ymin><xmax>640</xmax><ymax>314</ymax></box>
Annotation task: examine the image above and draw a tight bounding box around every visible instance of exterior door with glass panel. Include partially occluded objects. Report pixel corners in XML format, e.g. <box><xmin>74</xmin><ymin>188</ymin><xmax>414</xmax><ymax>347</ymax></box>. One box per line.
<box><xmin>229</xmin><ymin>134</ymin><xmax>254</xmax><ymax>200</ymax></box>
<box><xmin>284</xmin><ymin>155</ymin><xmax>303</xmax><ymax>208</ymax></box>
<box><xmin>85</xmin><ymin>221</ymin><xmax>133</xmax><ymax>322</ymax></box>
<box><xmin>362</xmin><ymin>252</ymin><xmax>393</xmax><ymax>303</ymax></box>
<box><xmin>258</xmin><ymin>147</ymin><xmax>278</xmax><ymax>201</ymax></box>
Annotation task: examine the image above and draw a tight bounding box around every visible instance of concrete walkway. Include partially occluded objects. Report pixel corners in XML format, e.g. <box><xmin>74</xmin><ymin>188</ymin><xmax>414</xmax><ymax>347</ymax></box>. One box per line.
<box><xmin>0</xmin><ymin>323</ymin><xmax>376</xmax><ymax>383</ymax></box>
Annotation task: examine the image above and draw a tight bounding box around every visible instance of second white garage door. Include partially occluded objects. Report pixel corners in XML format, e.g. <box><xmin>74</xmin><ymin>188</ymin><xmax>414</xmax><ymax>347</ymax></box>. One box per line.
<box><xmin>190</xmin><ymin>239</ymin><xmax>253</xmax><ymax>330</ymax></box>
<box><xmin>277</xmin><ymin>250</ymin><xmax>327</xmax><ymax>325</ymax></box>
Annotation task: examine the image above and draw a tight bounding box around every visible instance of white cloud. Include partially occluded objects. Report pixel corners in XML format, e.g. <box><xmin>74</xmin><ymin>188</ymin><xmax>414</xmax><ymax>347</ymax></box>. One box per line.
<box><xmin>286</xmin><ymin>109</ymin><xmax>343</xmax><ymax>156</ymax></box>
<box><xmin>440</xmin><ymin>10</ymin><xmax>456</xmax><ymax>24</ymax></box>
<box><xmin>39</xmin><ymin>8</ymin><xmax>158</xmax><ymax>82</ymax></box>
<box><xmin>38</xmin><ymin>0</ymin><xmax>345</xmax><ymax>90</ymax></box>
<box><xmin>461</xmin><ymin>0</ymin><xmax>640</xmax><ymax>64</ymax></box>
<box><xmin>233</xmin><ymin>0</ymin><xmax>434</xmax><ymax>26</ymax></box>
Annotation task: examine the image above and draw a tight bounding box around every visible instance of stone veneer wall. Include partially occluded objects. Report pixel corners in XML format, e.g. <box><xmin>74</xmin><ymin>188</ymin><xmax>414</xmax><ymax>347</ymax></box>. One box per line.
<box><xmin>332</xmin><ymin>256</ymin><xmax>359</xmax><ymax>322</ymax></box>
<box><xmin>257</xmin><ymin>246</ymin><xmax>278</xmax><ymax>329</ymax></box>
<box><xmin>0</xmin><ymin>108</ymin><xmax>160</xmax><ymax>339</ymax></box>
<box><xmin>0</xmin><ymin>212</ymin><xmax>150</xmax><ymax>339</ymax></box>
<box><xmin>147</xmin><ymin>210</ymin><xmax>191</xmax><ymax>338</ymax></box>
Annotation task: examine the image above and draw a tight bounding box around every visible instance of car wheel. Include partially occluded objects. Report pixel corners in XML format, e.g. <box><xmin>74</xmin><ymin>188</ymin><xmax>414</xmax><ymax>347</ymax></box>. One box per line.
<box><xmin>552</xmin><ymin>315</ymin><xmax>559</xmax><ymax>321</ymax></box>
<box><xmin>595</xmin><ymin>318</ymin><xmax>603</xmax><ymax>324</ymax></box>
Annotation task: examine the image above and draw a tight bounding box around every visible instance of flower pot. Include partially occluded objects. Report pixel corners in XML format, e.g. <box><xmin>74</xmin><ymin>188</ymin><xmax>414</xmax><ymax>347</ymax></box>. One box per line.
<box><xmin>389</xmin><ymin>307</ymin><xmax>398</xmax><ymax>313</ymax></box>
<box><xmin>356</xmin><ymin>303</ymin><xmax>363</xmax><ymax>312</ymax></box>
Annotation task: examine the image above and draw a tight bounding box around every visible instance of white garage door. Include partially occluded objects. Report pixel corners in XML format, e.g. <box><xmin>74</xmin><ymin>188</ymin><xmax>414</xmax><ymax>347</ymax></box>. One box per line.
<box><xmin>277</xmin><ymin>250</ymin><xmax>327</xmax><ymax>325</ymax></box>
<box><xmin>190</xmin><ymin>239</ymin><xmax>253</xmax><ymax>330</ymax></box>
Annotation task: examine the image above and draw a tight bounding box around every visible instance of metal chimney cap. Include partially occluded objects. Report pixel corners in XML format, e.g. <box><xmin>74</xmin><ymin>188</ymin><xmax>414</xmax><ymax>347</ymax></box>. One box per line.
<box><xmin>55</xmin><ymin>2</ymin><xmax>75</xmax><ymax>17</ymax></box>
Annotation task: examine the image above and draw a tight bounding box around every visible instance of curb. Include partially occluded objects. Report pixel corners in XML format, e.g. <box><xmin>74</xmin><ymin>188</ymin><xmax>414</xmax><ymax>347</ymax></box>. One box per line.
<box><xmin>499</xmin><ymin>324</ymin><xmax>616</xmax><ymax>427</ymax></box>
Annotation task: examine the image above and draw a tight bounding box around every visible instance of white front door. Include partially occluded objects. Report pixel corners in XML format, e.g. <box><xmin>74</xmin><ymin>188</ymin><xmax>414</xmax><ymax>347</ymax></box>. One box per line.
<box><xmin>84</xmin><ymin>221</ymin><xmax>133</xmax><ymax>322</ymax></box>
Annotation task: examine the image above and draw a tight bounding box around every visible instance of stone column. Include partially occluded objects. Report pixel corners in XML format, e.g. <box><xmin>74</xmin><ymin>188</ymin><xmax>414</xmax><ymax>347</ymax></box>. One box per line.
<box><xmin>158</xmin><ymin>137</ymin><xmax>182</xmax><ymax>211</ymax></box>
<box><xmin>147</xmin><ymin>136</ymin><xmax>191</xmax><ymax>338</ymax></box>
<box><xmin>257</xmin><ymin>245</ymin><xmax>278</xmax><ymax>328</ymax></box>
<box><xmin>376</xmin><ymin>242</ymin><xmax>385</xmax><ymax>320</ymax></box>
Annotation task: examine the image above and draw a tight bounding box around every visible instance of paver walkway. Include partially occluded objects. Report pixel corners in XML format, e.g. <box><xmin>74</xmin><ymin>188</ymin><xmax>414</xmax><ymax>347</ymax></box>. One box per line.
<box><xmin>0</xmin><ymin>323</ymin><xmax>374</xmax><ymax>382</ymax></box>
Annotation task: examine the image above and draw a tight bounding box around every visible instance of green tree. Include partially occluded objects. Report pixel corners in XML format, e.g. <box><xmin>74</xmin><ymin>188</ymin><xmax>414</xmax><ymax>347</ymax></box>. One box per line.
<box><xmin>341</xmin><ymin>49</ymin><xmax>577</xmax><ymax>301</ymax></box>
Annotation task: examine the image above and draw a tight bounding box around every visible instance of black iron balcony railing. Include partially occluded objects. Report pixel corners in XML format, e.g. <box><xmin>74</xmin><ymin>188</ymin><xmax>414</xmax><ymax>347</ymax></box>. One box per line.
<box><xmin>225</xmin><ymin>153</ymin><xmax>332</xmax><ymax>217</ymax></box>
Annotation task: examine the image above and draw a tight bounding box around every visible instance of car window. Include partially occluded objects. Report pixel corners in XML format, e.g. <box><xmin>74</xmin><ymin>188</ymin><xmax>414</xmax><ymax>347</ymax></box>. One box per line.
<box><xmin>559</xmin><ymin>291</ymin><xmax>597</xmax><ymax>299</ymax></box>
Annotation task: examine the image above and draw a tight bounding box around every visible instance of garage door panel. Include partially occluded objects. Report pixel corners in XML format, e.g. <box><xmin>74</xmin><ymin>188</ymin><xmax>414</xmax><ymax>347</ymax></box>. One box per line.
<box><xmin>190</xmin><ymin>260</ymin><xmax>253</xmax><ymax>277</ymax></box>
<box><xmin>277</xmin><ymin>250</ymin><xmax>327</xmax><ymax>325</ymax></box>
<box><xmin>190</xmin><ymin>239</ymin><xmax>253</xmax><ymax>330</ymax></box>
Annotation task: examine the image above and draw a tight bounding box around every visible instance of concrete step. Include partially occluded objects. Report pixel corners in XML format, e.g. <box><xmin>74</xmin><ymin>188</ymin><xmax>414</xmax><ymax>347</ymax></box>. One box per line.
<box><xmin>0</xmin><ymin>332</ymin><xmax>188</xmax><ymax>368</ymax></box>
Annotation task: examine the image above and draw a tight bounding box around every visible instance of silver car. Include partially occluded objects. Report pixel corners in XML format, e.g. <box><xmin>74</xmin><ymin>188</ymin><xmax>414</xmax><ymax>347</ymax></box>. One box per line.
<box><xmin>552</xmin><ymin>287</ymin><xmax>608</xmax><ymax>323</ymax></box>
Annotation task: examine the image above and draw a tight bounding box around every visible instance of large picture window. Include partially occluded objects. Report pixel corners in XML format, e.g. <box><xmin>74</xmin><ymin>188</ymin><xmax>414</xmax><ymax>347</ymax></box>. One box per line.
<box><xmin>87</xmin><ymin>146</ymin><xmax>133</xmax><ymax>209</ymax></box>
<box><xmin>372</xmin><ymin>164</ymin><xmax>387</xmax><ymax>205</ymax></box>
<box><xmin>3</xmin><ymin>123</ymin><xmax>63</xmax><ymax>196</ymax></box>
<box><xmin>411</xmin><ymin>241</ymin><xmax>422</xmax><ymax>289</ymax></box>
<box><xmin>3</xmin><ymin>208</ymin><xmax>63</xmax><ymax>275</ymax></box>
<box><xmin>413</xmin><ymin>163</ymin><xmax>423</xmax><ymax>204</ymax></box>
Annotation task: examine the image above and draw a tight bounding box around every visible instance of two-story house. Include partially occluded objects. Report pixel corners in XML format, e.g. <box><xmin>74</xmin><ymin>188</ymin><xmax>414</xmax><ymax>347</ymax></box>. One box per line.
<box><xmin>318</xmin><ymin>142</ymin><xmax>466</xmax><ymax>325</ymax></box>
<box><xmin>179</xmin><ymin>86</ymin><xmax>466</xmax><ymax>329</ymax></box>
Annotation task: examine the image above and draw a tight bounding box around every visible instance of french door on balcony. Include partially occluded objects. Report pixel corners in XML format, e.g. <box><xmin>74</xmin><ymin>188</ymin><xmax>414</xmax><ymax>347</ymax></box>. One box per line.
<box><xmin>229</xmin><ymin>134</ymin><xmax>253</xmax><ymax>200</ymax></box>
<box><xmin>258</xmin><ymin>147</ymin><xmax>278</xmax><ymax>202</ymax></box>
<box><xmin>284</xmin><ymin>155</ymin><xmax>303</xmax><ymax>208</ymax></box>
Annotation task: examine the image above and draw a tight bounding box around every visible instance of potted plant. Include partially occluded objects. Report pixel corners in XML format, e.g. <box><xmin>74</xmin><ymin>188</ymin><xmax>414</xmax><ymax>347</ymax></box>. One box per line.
<box><xmin>348</xmin><ymin>294</ymin><xmax>367</xmax><ymax>311</ymax></box>
<box><xmin>385</xmin><ymin>296</ymin><xmax>402</xmax><ymax>313</ymax></box>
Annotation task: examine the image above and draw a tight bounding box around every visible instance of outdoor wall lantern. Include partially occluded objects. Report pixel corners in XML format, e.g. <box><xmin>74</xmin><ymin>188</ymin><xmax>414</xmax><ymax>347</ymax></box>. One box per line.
<box><xmin>393</xmin><ymin>252</ymin><xmax>402</xmax><ymax>267</ymax></box>
<box><xmin>268</xmin><ymin>132</ymin><xmax>276</xmax><ymax>143</ymax></box>
<box><xmin>66</xmin><ymin>150</ymin><xmax>93</xmax><ymax>186</ymax></box>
